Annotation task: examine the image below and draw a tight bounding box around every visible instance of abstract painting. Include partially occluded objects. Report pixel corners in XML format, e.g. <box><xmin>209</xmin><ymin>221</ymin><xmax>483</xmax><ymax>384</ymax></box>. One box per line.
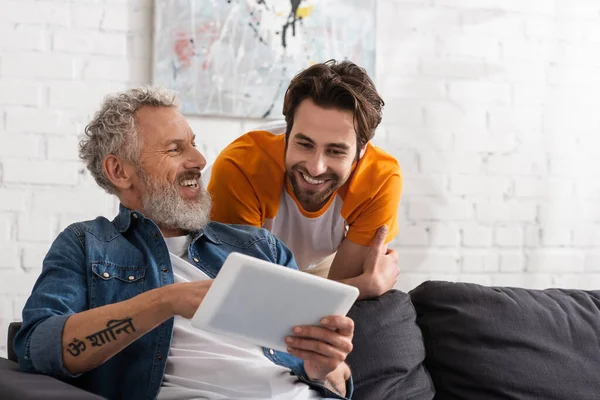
<box><xmin>153</xmin><ymin>0</ymin><xmax>376</xmax><ymax>118</ymax></box>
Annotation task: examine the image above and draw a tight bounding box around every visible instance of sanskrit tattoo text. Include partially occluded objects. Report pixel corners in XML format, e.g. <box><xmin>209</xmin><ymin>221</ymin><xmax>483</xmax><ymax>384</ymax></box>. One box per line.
<box><xmin>65</xmin><ymin>317</ymin><xmax>136</xmax><ymax>357</ymax></box>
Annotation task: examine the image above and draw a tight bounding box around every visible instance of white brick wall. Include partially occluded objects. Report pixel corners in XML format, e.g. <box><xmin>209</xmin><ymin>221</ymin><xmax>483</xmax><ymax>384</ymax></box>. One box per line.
<box><xmin>0</xmin><ymin>0</ymin><xmax>599</xmax><ymax>357</ymax></box>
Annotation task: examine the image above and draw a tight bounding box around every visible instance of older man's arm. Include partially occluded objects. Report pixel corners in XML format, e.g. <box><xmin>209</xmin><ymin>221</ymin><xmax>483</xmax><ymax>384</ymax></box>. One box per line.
<box><xmin>321</xmin><ymin>362</ymin><xmax>352</xmax><ymax>397</ymax></box>
<box><xmin>14</xmin><ymin>226</ymin><xmax>211</xmax><ymax>378</ymax></box>
<box><xmin>61</xmin><ymin>281</ymin><xmax>211</xmax><ymax>375</ymax></box>
<box><xmin>286</xmin><ymin>315</ymin><xmax>355</xmax><ymax>397</ymax></box>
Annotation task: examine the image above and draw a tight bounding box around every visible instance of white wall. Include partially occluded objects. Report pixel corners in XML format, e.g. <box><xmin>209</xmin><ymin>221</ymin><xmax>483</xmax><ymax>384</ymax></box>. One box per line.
<box><xmin>1</xmin><ymin>0</ymin><xmax>600</xmax><ymax>356</ymax></box>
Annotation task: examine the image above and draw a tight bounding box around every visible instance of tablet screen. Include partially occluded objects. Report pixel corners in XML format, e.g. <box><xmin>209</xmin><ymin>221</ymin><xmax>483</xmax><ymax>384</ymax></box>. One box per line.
<box><xmin>208</xmin><ymin>266</ymin><xmax>320</xmax><ymax>345</ymax></box>
<box><xmin>192</xmin><ymin>252</ymin><xmax>359</xmax><ymax>352</ymax></box>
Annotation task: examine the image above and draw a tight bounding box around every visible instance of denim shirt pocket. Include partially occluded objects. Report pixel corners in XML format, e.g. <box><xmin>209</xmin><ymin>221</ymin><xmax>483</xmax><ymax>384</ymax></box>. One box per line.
<box><xmin>90</xmin><ymin>262</ymin><xmax>147</xmax><ymax>308</ymax></box>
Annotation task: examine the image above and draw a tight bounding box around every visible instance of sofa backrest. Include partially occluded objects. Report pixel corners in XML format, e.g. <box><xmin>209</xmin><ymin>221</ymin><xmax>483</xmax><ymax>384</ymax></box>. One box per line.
<box><xmin>346</xmin><ymin>290</ymin><xmax>435</xmax><ymax>400</ymax></box>
<box><xmin>410</xmin><ymin>281</ymin><xmax>600</xmax><ymax>400</ymax></box>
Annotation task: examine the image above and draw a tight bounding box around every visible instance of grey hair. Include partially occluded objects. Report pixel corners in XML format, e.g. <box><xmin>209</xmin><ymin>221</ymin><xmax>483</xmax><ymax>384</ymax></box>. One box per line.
<box><xmin>79</xmin><ymin>85</ymin><xmax>180</xmax><ymax>194</ymax></box>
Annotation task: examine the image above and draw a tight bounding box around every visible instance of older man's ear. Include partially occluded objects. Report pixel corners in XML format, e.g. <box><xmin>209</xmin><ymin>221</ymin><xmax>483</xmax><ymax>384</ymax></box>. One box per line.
<box><xmin>103</xmin><ymin>154</ymin><xmax>135</xmax><ymax>191</ymax></box>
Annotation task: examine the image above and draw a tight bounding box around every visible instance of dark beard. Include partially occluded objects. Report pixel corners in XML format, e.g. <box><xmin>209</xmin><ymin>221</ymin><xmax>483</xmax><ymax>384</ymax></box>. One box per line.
<box><xmin>287</xmin><ymin>169</ymin><xmax>340</xmax><ymax>211</ymax></box>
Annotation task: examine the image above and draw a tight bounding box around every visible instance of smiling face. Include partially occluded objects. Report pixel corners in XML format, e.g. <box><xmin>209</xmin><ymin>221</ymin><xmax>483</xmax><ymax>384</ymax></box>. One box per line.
<box><xmin>285</xmin><ymin>99</ymin><xmax>364</xmax><ymax>212</ymax></box>
<box><xmin>132</xmin><ymin>105</ymin><xmax>211</xmax><ymax>234</ymax></box>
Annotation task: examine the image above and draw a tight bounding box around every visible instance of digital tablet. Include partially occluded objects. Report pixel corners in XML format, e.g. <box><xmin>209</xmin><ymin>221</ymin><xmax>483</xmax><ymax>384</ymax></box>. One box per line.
<box><xmin>191</xmin><ymin>252</ymin><xmax>360</xmax><ymax>352</ymax></box>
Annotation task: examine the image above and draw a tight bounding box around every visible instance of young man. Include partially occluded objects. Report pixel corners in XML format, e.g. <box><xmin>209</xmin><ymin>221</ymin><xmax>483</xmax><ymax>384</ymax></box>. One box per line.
<box><xmin>13</xmin><ymin>86</ymin><xmax>378</xmax><ymax>400</ymax></box>
<box><xmin>207</xmin><ymin>60</ymin><xmax>403</xmax><ymax>299</ymax></box>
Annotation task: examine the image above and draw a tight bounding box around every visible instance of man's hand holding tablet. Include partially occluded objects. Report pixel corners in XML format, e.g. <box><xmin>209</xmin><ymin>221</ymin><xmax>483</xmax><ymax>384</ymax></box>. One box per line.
<box><xmin>286</xmin><ymin>314</ymin><xmax>354</xmax><ymax>396</ymax></box>
<box><xmin>189</xmin><ymin>251</ymin><xmax>359</xmax><ymax>396</ymax></box>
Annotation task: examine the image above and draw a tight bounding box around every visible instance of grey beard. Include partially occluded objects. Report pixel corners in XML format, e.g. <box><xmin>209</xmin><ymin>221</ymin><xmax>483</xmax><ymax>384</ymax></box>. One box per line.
<box><xmin>139</xmin><ymin>171</ymin><xmax>212</xmax><ymax>233</ymax></box>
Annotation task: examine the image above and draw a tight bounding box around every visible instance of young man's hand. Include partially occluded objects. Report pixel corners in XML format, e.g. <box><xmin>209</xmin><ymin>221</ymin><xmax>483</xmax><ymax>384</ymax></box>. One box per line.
<box><xmin>362</xmin><ymin>225</ymin><xmax>400</xmax><ymax>298</ymax></box>
<box><xmin>285</xmin><ymin>315</ymin><xmax>354</xmax><ymax>395</ymax></box>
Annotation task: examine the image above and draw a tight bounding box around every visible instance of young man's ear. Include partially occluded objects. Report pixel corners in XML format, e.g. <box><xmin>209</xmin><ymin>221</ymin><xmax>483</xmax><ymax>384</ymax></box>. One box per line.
<box><xmin>103</xmin><ymin>154</ymin><xmax>135</xmax><ymax>190</ymax></box>
<box><xmin>359</xmin><ymin>144</ymin><xmax>367</xmax><ymax>160</ymax></box>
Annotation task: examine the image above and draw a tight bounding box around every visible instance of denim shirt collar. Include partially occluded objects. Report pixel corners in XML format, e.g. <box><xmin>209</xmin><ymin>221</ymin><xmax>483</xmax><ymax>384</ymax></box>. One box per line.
<box><xmin>114</xmin><ymin>203</ymin><xmax>221</xmax><ymax>244</ymax></box>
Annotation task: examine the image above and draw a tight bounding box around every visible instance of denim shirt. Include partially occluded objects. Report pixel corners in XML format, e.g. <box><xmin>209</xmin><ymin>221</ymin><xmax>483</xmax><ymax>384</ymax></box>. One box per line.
<box><xmin>14</xmin><ymin>205</ymin><xmax>353</xmax><ymax>400</ymax></box>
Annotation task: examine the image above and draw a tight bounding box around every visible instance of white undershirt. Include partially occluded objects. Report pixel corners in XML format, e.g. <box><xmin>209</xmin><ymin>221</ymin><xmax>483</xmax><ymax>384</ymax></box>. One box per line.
<box><xmin>158</xmin><ymin>234</ymin><xmax>319</xmax><ymax>400</ymax></box>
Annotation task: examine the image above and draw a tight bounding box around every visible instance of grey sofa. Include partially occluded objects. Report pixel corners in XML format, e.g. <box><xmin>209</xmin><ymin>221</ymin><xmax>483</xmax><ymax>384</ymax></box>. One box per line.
<box><xmin>3</xmin><ymin>290</ymin><xmax>435</xmax><ymax>400</ymax></box>
<box><xmin>409</xmin><ymin>281</ymin><xmax>600</xmax><ymax>399</ymax></box>
<box><xmin>3</xmin><ymin>281</ymin><xmax>600</xmax><ymax>399</ymax></box>
<box><xmin>2</xmin><ymin>322</ymin><xmax>103</xmax><ymax>399</ymax></box>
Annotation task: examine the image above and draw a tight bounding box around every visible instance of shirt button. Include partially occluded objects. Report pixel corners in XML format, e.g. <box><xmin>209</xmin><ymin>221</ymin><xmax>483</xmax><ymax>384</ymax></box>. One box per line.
<box><xmin>269</xmin><ymin>349</ymin><xmax>274</xmax><ymax>355</ymax></box>
<box><xmin>193</xmin><ymin>258</ymin><xmax>199</xmax><ymax>263</ymax></box>
<box><xmin>132</xmin><ymin>213</ymin><xmax>138</xmax><ymax>219</ymax></box>
<box><xmin>162</xmin><ymin>268</ymin><xmax>169</xmax><ymax>273</ymax></box>
<box><xmin>128</xmin><ymin>275</ymin><xmax>135</xmax><ymax>281</ymax></box>
<box><xmin>103</xmin><ymin>272</ymin><xmax>110</xmax><ymax>278</ymax></box>
<box><xmin>153</xmin><ymin>232</ymin><xmax>158</xmax><ymax>238</ymax></box>
<box><xmin>157</xmin><ymin>355</ymin><xmax>163</xmax><ymax>360</ymax></box>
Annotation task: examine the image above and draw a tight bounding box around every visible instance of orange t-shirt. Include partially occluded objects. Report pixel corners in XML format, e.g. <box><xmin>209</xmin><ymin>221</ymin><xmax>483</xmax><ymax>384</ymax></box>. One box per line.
<box><xmin>206</xmin><ymin>122</ymin><xmax>403</xmax><ymax>272</ymax></box>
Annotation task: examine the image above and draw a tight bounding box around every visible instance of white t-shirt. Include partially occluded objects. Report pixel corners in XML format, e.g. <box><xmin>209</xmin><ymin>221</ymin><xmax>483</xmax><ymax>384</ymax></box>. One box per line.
<box><xmin>158</xmin><ymin>234</ymin><xmax>320</xmax><ymax>400</ymax></box>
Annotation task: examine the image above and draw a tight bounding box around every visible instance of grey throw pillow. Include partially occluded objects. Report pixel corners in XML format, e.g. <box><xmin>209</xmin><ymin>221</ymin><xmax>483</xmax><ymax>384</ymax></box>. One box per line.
<box><xmin>410</xmin><ymin>281</ymin><xmax>600</xmax><ymax>400</ymax></box>
<box><xmin>346</xmin><ymin>290</ymin><xmax>435</xmax><ymax>400</ymax></box>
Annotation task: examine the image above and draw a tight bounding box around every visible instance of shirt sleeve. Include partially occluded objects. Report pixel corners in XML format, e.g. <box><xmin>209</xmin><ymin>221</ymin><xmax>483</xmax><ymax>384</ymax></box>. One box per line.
<box><xmin>207</xmin><ymin>155</ymin><xmax>262</xmax><ymax>227</ymax></box>
<box><xmin>14</xmin><ymin>226</ymin><xmax>87</xmax><ymax>379</ymax></box>
<box><xmin>345</xmin><ymin>174</ymin><xmax>403</xmax><ymax>246</ymax></box>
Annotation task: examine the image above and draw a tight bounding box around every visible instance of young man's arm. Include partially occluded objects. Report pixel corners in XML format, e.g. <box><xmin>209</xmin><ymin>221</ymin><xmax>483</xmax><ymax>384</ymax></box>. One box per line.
<box><xmin>328</xmin><ymin>174</ymin><xmax>403</xmax><ymax>299</ymax></box>
<box><xmin>329</xmin><ymin>226</ymin><xmax>399</xmax><ymax>300</ymax></box>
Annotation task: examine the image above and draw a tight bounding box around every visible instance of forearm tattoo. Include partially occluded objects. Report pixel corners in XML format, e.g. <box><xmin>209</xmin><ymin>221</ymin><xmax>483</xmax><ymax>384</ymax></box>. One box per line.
<box><xmin>66</xmin><ymin>338</ymin><xmax>86</xmax><ymax>357</ymax></box>
<box><xmin>65</xmin><ymin>317</ymin><xmax>136</xmax><ymax>357</ymax></box>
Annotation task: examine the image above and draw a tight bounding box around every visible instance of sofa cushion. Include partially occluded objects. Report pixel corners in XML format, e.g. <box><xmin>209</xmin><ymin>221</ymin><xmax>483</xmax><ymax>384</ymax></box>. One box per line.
<box><xmin>410</xmin><ymin>281</ymin><xmax>600</xmax><ymax>400</ymax></box>
<box><xmin>0</xmin><ymin>357</ymin><xmax>105</xmax><ymax>399</ymax></box>
<box><xmin>346</xmin><ymin>289</ymin><xmax>435</xmax><ymax>400</ymax></box>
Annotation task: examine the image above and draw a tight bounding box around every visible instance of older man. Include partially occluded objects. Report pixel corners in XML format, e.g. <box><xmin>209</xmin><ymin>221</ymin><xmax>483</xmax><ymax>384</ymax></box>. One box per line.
<box><xmin>13</xmin><ymin>87</ymin><xmax>395</xmax><ymax>399</ymax></box>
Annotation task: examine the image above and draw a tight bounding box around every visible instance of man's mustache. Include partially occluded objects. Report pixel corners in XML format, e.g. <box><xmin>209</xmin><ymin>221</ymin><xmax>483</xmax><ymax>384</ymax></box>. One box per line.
<box><xmin>177</xmin><ymin>170</ymin><xmax>202</xmax><ymax>183</ymax></box>
<box><xmin>294</xmin><ymin>167</ymin><xmax>336</xmax><ymax>181</ymax></box>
